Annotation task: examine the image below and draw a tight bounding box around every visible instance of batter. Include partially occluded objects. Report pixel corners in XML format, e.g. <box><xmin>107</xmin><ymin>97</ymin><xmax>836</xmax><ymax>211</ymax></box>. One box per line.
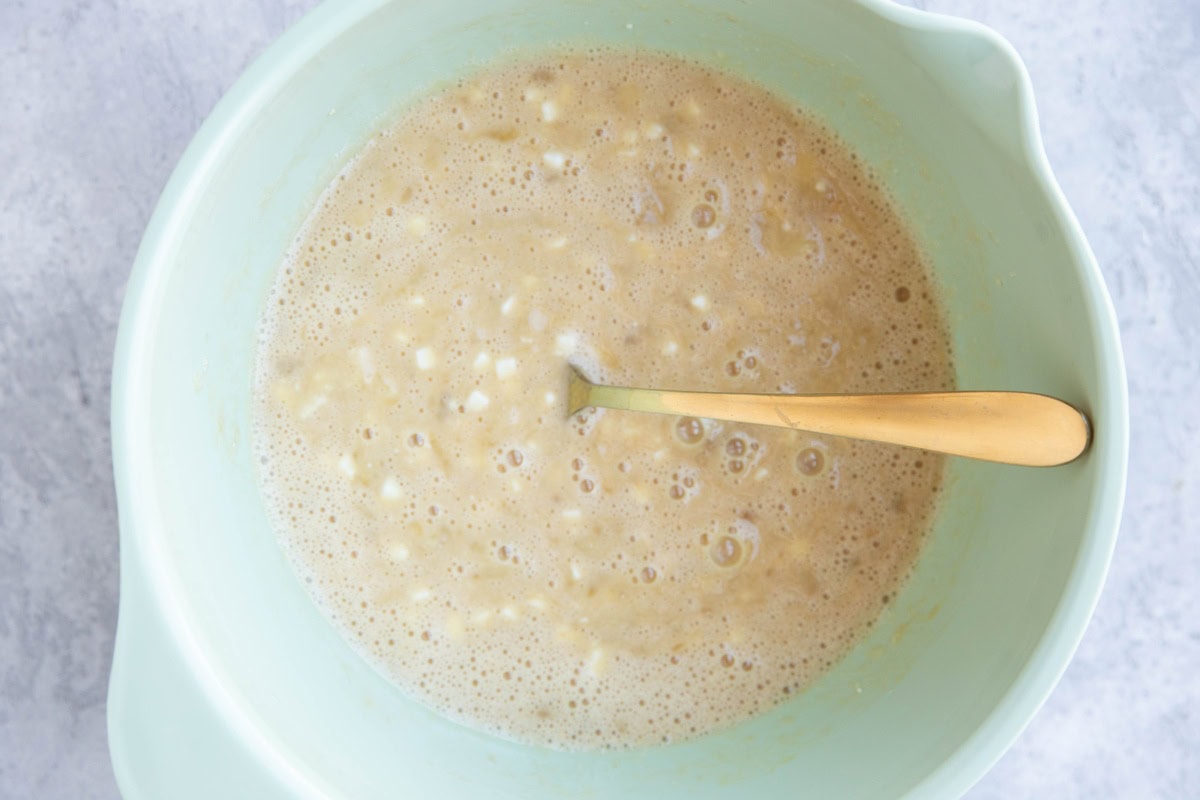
<box><xmin>254</xmin><ymin>50</ymin><xmax>954</xmax><ymax>748</ymax></box>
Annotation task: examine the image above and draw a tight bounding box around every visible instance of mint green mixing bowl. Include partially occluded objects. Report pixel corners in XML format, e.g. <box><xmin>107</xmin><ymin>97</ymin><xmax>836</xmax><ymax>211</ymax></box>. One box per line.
<box><xmin>107</xmin><ymin>0</ymin><xmax>1128</xmax><ymax>797</ymax></box>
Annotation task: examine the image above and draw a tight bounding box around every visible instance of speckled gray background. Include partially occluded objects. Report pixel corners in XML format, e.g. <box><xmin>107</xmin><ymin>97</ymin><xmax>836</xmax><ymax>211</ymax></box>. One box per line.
<box><xmin>1</xmin><ymin>0</ymin><xmax>1196</xmax><ymax>797</ymax></box>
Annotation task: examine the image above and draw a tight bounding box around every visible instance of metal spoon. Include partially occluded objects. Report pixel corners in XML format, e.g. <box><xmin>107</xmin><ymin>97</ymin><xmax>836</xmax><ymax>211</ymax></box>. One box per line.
<box><xmin>567</xmin><ymin>367</ymin><xmax>1090</xmax><ymax>467</ymax></box>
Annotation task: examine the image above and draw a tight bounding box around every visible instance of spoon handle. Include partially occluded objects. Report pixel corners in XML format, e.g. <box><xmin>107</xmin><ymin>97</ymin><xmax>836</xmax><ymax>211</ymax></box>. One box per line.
<box><xmin>572</xmin><ymin>374</ymin><xmax>1091</xmax><ymax>466</ymax></box>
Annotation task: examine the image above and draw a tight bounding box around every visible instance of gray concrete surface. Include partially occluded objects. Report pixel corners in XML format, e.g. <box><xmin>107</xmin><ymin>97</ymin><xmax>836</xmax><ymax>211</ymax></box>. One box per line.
<box><xmin>1</xmin><ymin>0</ymin><xmax>1196</xmax><ymax>796</ymax></box>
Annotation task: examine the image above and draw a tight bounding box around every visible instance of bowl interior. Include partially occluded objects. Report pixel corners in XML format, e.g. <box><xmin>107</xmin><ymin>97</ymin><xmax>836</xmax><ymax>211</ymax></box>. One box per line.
<box><xmin>112</xmin><ymin>0</ymin><xmax>1125</xmax><ymax>797</ymax></box>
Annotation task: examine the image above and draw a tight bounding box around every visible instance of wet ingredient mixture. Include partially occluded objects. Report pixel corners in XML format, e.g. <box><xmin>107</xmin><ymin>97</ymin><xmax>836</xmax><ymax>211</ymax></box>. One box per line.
<box><xmin>254</xmin><ymin>50</ymin><xmax>954</xmax><ymax>749</ymax></box>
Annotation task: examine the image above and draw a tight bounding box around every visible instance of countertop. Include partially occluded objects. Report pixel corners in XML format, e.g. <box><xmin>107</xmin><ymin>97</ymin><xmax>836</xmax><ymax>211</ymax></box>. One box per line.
<box><xmin>1</xmin><ymin>0</ymin><xmax>1196</xmax><ymax>796</ymax></box>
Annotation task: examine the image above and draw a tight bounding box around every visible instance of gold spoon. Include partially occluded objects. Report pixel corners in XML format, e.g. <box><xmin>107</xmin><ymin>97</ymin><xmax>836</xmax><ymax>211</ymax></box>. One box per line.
<box><xmin>567</xmin><ymin>367</ymin><xmax>1091</xmax><ymax>467</ymax></box>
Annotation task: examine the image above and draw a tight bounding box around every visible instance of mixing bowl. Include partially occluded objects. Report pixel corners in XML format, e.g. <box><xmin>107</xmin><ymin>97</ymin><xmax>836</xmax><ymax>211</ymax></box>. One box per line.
<box><xmin>108</xmin><ymin>0</ymin><xmax>1128</xmax><ymax>796</ymax></box>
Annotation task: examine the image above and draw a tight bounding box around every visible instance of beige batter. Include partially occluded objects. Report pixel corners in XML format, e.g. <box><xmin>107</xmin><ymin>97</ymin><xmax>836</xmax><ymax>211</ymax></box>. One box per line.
<box><xmin>254</xmin><ymin>50</ymin><xmax>954</xmax><ymax>749</ymax></box>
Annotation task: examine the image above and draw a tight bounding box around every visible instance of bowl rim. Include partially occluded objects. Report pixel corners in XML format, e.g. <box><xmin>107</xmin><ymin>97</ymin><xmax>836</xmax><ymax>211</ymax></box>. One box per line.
<box><xmin>108</xmin><ymin>0</ymin><xmax>1129</xmax><ymax>797</ymax></box>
